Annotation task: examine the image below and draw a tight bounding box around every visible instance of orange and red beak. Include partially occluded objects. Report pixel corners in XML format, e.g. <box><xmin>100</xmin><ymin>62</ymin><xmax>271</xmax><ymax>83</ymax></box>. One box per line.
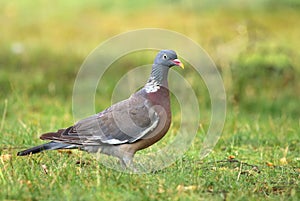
<box><xmin>172</xmin><ymin>59</ymin><xmax>184</xmax><ymax>69</ymax></box>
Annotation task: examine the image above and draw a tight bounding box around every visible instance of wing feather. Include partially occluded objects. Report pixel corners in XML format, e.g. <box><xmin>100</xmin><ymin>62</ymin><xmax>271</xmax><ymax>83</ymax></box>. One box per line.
<box><xmin>41</xmin><ymin>93</ymin><xmax>159</xmax><ymax>145</ymax></box>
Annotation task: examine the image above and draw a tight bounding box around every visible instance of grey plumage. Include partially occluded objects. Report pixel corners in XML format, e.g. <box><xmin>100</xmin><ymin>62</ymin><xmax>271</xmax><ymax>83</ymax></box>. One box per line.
<box><xmin>17</xmin><ymin>50</ymin><xmax>184</xmax><ymax>168</ymax></box>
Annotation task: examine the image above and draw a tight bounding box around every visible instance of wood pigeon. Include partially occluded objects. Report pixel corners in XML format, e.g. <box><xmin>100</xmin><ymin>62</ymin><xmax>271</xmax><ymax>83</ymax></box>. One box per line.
<box><xmin>17</xmin><ymin>50</ymin><xmax>184</xmax><ymax>168</ymax></box>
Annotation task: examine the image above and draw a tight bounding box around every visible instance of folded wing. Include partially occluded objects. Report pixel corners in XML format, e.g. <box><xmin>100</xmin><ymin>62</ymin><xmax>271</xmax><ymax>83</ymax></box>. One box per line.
<box><xmin>41</xmin><ymin>94</ymin><xmax>159</xmax><ymax>145</ymax></box>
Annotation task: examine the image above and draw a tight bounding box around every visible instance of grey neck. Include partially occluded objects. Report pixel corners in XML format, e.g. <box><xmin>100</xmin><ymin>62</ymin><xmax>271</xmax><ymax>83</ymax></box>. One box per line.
<box><xmin>143</xmin><ymin>64</ymin><xmax>170</xmax><ymax>93</ymax></box>
<box><xmin>147</xmin><ymin>64</ymin><xmax>169</xmax><ymax>87</ymax></box>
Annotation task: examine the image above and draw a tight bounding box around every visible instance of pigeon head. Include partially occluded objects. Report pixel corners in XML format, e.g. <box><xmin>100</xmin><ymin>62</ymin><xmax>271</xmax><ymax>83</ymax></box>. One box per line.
<box><xmin>154</xmin><ymin>50</ymin><xmax>184</xmax><ymax>69</ymax></box>
<box><xmin>146</xmin><ymin>50</ymin><xmax>184</xmax><ymax>90</ymax></box>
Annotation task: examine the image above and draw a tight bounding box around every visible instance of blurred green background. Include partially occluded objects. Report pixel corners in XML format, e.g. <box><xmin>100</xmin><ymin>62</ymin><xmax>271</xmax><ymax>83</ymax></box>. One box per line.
<box><xmin>1</xmin><ymin>0</ymin><xmax>299</xmax><ymax>118</ymax></box>
<box><xmin>0</xmin><ymin>0</ymin><xmax>299</xmax><ymax>200</ymax></box>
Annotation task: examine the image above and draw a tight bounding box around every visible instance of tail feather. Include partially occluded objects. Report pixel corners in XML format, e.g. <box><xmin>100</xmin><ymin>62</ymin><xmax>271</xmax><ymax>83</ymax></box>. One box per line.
<box><xmin>17</xmin><ymin>141</ymin><xmax>76</xmax><ymax>156</ymax></box>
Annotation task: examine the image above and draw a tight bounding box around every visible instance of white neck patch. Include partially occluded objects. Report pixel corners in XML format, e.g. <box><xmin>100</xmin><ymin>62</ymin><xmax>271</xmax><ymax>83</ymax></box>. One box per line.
<box><xmin>145</xmin><ymin>78</ymin><xmax>160</xmax><ymax>93</ymax></box>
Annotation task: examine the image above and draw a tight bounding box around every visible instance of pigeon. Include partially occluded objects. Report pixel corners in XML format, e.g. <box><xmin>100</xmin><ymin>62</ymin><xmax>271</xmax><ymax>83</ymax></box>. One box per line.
<box><xmin>17</xmin><ymin>50</ymin><xmax>184</xmax><ymax>168</ymax></box>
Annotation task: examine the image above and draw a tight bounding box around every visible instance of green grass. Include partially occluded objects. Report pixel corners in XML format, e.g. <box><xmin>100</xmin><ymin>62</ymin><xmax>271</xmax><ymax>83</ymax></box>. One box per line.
<box><xmin>1</xmin><ymin>114</ymin><xmax>299</xmax><ymax>200</ymax></box>
<box><xmin>1</xmin><ymin>0</ymin><xmax>300</xmax><ymax>200</ymax></box>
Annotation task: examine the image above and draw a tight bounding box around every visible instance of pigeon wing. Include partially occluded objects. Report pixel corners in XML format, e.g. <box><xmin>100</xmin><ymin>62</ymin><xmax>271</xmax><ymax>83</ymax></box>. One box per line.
<box><xmin>41</xmin><ymin>94</ymin><xmax>159</xmax><ymax>145</ymax></box>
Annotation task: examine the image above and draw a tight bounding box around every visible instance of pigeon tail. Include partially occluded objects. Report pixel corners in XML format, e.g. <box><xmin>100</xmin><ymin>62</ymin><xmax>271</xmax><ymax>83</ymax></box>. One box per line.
<box><xmin>17</xmin><ymin>141</ymin><xmax>75</xmax><ymax>156</ymax></box>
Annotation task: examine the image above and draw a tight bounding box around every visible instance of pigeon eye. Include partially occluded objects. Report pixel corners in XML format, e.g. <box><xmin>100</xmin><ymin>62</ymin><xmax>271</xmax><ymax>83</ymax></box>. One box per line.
<box><xmin>163</xmin><ymin>54</ymin><xmax>167</xmax><ymax>59</ymax></box>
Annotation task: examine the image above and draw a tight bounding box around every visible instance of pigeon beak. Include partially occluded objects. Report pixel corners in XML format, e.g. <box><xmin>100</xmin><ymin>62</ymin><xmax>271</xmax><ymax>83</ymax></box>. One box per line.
<box><xmin>172</xmin><ymin>59</ymin><xmax>184</xmax><ymax>69</ymax></box>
